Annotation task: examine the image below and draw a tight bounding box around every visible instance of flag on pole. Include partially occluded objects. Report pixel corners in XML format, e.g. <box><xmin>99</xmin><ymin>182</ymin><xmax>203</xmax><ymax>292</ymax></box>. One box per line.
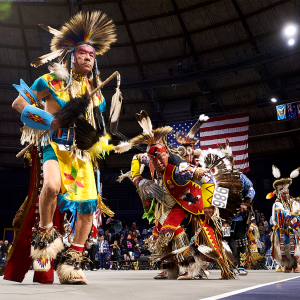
<box><xmin>287</xmin><ymin>102</ymin><xmax>297</xmax><ymax>119</ymax></box>
<box><xmin>200</xmin><ymin>113</ymin><xmax>250</xmax><ymax>173</ymax></box>
<box><xmin>276</xmin><ymin>104</ymin><xmax>286</xmax><ymax>120</ymax></box>
<box><xmin>297</xmin><ymin>102</ymin><xmax>300</xmax><ymax>117</ymax></box>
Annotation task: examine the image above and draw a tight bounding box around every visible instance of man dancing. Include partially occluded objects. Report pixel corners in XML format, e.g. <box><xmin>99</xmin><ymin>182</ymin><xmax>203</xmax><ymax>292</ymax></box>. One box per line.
<box><xmin>11</xmin><ymin>11</ymin><xmax>117</xmax><ymax>284</ymax></box>
<box><xmin>115</xmin><ymin>111</ymin><xmax>238</xmax><ymax>280</ymax></box>
<box><xmin>267</xmin><ymin>166</ymin><xmax>300</xmax><ymax>273</ymax></box>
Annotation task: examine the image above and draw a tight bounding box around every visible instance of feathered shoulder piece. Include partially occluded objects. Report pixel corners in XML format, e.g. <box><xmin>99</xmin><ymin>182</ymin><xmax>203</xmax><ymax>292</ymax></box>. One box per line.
<box><xmin>114</xmin><ymin>110</ymin><xmax>173</xmax><ymax>153</ymax></box>
<box><xmin>31</xmin><ymin>11</ymin><xmax>116</xmax><ymax>67</ymax></box>
<box><xmin>198</xmin><ymin>148</ymin><xmax>243</xmax><ymax>220</ymax></box>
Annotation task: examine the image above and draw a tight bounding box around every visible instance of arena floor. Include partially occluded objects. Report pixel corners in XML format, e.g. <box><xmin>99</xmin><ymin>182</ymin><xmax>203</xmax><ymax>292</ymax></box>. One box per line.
<box><xmin>1</xmin><ymin>270</ymin><xmax>299</xmax><ymax>300</ymax></box>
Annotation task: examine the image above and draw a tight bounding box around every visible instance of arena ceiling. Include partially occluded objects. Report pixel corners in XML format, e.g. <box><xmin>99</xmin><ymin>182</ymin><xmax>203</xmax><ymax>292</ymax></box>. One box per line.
<box><xmin>0</xmin><ymin>0</ymin><xmax>300</xmax><ymax>168</ymax></box>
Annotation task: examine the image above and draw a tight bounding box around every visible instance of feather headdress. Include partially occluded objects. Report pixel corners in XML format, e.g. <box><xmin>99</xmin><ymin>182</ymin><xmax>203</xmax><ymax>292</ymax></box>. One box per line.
<box><xmin>266</xmin><ymin>165</ymin><xmax>300</xmax><ymax>199</ymax></box>
<box><xmin>31</xmin><ymin>11</ymin><xmax>116</xmax><ymax>68</ymax></box>
<box><xmin>114</xmin><ymin>110</ymin><xmax>173</xmax><ymax>153</ymax></box>
<box><xmin>217</xmin><ymin>138</ymin><xmax>234</xmax><ymax>165</ymax></box>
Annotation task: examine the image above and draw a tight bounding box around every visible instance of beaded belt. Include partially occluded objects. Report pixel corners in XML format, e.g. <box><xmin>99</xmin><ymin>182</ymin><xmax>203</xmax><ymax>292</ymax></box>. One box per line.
<box><xmin>51</xmin><ymin>128</ymin><xmax>74</xmax><ymax>145</ymax></box>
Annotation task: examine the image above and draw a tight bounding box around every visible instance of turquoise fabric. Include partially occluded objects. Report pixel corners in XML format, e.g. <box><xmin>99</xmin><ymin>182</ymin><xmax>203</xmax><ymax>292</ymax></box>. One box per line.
<box><xmin>31</xmin><ymin>76</ymin><xmax>67</xmax><ymax>109</ymax></box>
<box><xmin>42</xmin><ymin>144</ymin><xmax>58</xmax><ymax>164</ymax></box>
<box><xmin>57</xmin><ymin>193</ymin><xmax>97</xmax><ymax>214</ymax></box>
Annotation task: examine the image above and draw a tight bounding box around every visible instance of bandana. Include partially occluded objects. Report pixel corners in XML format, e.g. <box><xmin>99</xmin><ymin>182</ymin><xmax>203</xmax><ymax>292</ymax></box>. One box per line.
<box><xmin>75</xmin><ymin>44</ymin><xmax>96</xmax><ymax>56</ymax></box>
<box><xmin>147</xmin><ymin>145</ymin><xmax>166</xmax><ymax>159</ymax></box>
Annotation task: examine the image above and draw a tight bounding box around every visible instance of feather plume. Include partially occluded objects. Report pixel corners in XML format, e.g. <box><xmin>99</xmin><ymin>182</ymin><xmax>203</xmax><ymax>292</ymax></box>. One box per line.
<box><xmin>197</xmin><ymin>245</ymin><xmax>220</xmax><ymax>260</ymax></box>
<box><xmin>48</xmin><ymin>62</ymin><xmax>70</xmax><ymax>82</ymax></box>
<box><xmin>38</xmin><ymin>24</ymin><xmax>62</xmax><ymax>36</ymax></box>
<box><xmin>50</xmin><ymin>11</ymin><xmax>116</xmax><ymax>56</ymax></box>
<box><xmin>109</xmin><ymin>88</ymin><xmax>122</xmax><ymax>135</ymax></box>
<box><xmin>186</xmin><ymin>114</ymin><xmax>209</xmax><ymax>138</ymax></box>
<box><xmin>153</xmin><ymin>126</ymin><xmax>173</xmax><ymax>143</ymax></box>
<box><xmin>290</xmin><ymin>167</ymin><xmax>300</xmax><ymax>179</ymax></box>
<box><xmin>89</xmin><ymin>134</ymin><xmax>114</xmax><ymax>160</ymax></box>
<box><xmin>272</xmin><ymin>165</ymin><xmax>281</xmax><ymax>178</ymax></box>
<box><xmin>31</xmin><ymin>49</ymin><xmax>65</xmax><ymax>68</ymax></box>
<box><xmin>136</xmin><ymin>110</ymin><xmax>153</xmax><ymax>136</ymax></box>
<box><xmin>114</xmin><ymin>141</ymin><xmax>132</xmax><ymax>154</ymax></box>
<box><xmin>266</xmin><ymin>192</ymin><xmax>275</xmax><ymax>199</ymax></box>
<box><xmin>74</xmin><ymin>117</ymin><xmax>99</xmax><ymax>150</ymax></box>
<box><xmin>194</xmin><ymin>149</ymin><xmax>202</xmax><ymax>156</ymax></box>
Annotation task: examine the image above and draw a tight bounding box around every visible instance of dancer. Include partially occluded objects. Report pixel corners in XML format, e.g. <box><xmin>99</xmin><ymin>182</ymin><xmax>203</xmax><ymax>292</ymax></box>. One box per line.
<box><xmin>116</xmin><ymin>111</ymin><xmax>242</xmax><ymax>280</ymax></box>
<box><xmin>267</xmin><ymin>166</ymin><xmax>300</xmax><ymax>273</ymax></box>
<box><xmin>212</xmin><ymin>139</ymin><xmax>255</xmax><ymax>275</ymax></box>
<box><xmin>10</xmin><ymin>11</ymin><xmax>120</xmax><ymax>284</ymax></box>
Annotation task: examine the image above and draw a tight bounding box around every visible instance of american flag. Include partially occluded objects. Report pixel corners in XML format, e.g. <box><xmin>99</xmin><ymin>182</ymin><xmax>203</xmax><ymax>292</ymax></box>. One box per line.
<box><xmin>200</xmin><ymin>113</ymin><xmax>250</xmax><ymax>173</ymax></box>
<box><xmin>166</xmin><ymin>119</ymin><xmax>200</xmax><ymax>148</ymax></box>
<box><xmin>167</xmin><ymin>113</ymin><xmax>250</xmax><ymax>173</ymax></box>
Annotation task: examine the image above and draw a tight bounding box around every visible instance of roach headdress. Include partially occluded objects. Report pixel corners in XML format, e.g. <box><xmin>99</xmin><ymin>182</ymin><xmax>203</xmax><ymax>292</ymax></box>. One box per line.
<box><xmin>266</xmin><ymin>165</ymin><xmax>300</xmax><ymax>200</ymax></box>
<box><xmin>114</xmin><ymin>110</ymin><xmax>173</xmax><ymax>154</ymax></box>
<box><xmin>31</xmin><ymin>11</ymin><xmax>116</xmax><ymax>68</ymax></box>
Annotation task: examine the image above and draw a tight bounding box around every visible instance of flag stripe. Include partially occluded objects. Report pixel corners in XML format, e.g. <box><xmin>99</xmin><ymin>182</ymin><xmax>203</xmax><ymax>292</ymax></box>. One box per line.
<box><xmin>201</xmin><ymin>121</ymin><xmax>249</xmax><ymax>132</ymax></box>
<box><xmin>200</xmin><ymin>113</ymin><xmax>250</xmax><ymax>173</ymax></box>
<box><xmin>201</xmin><ymin>134</ymin><xmax>248</xmax><ymax>146</ymax></box>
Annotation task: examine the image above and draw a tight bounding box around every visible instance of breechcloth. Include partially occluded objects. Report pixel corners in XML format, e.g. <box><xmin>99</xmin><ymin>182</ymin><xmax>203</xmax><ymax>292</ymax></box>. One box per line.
<box><xmin>153</xmin><ymin>204</ymin><xmax>187</xmax><ymax>240</ymax></box>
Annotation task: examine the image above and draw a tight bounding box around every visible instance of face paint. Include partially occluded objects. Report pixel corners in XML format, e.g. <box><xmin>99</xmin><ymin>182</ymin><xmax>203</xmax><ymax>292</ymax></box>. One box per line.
<box><xmin>147</xmin><ymin>145</ymin><xmax>166</xmax><ymax>159</ymax></box>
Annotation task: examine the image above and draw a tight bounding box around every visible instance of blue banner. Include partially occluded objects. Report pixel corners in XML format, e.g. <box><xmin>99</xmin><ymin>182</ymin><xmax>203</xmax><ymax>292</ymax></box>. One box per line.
<box><xmin>287</xmin><ymin>102</ymin><xmax>297</xmax><ymax>119</ymax></box>
<box><xmin>276</xmin><ymin>104</ymin><xmax>286</xmax><ymax>120</ymax></box>
<box><xmin>13</xmin><ymin>79</ymin><xmax>38</xmax><ymax>105</ymax></box>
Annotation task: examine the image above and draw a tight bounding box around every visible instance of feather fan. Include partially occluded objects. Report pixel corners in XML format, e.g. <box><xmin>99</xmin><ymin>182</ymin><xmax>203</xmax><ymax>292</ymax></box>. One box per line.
<box><xmin>54</xmin><ymin>93</ymin><xmax>91</xmax><ymax>127</ymax></box>
<box><xmin>74</xmin><ymin>117</ymin><xmax>99</xmax><ymax>150</ymax></box>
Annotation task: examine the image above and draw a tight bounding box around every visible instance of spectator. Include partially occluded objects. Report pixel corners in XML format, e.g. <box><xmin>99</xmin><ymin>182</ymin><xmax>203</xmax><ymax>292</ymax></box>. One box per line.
<box><xmin>1</xmin><ymin>240</ymin><xmax>10</xmax><ymax>259</ymax></box>
<box><xmin>110</xmin><ymin>240</ymin><xmax>120</xmax><ymax>269</ymax></box>
<box><xmin>262</xmin><ymin>216</ymin><xmax>268</xmax><ymax>227</ymax></box>
<box><xmin>124</xmin><ymin>225</ymin><xmax>129</xmax><ymax>234</ymax></box>
<box><xmin>122</xmin><ymin>234</ymin><xmax>136</xmax><ymax>261</ymax></box>
<box><xmin>97</xmin><ymin>226</ymin><xmax>104</xmax><ymax>235</ymax></box>
<box><xmin>0</xmin><ymin>240</ymin><xmax>3</xmax><ymax>261</ymax></box>
<box><xmin>133</xmin><ymin>238</ymin><xmax>141</xmax><ymax>259</ymax></box>
<box><xmin>131</xmin><ymin>222</ymin><xmax>138</xmax><ymax>232</ymax></box>
<box><xmin>134</xmin><ymin>237</ymin><xmax>144</xmax><ymax>248</ymax></box>
<box><xmin>254</xmin><ymin>210</ymin><xmax>262</xmax><ymax>224</ymax></box>
<box><xmin>265</xmin><ymin>230</ymin><xmax>272</xmax><ymax>252</ymax></box>
<box><xmin>119</xmin><ymin>234</ymin><xmax>125</xmax><ymax>250</ymax></box>
<box><xmin>128</xmin><ymin>230</ymin><xmax>135</xmax><ymax>239</ymax></box>
<box><xmin>98</xmin><ymin>236</ymin><xmax>109</xmax><ymax>270</ymax></box>
<box><xmin>258</xmin><ymin>222</ymin><xmax>266</xmax><ymax>242</ymax></box>
<box><xmin>112</xmin><ymin>231</ymin><xmax>120</xmax><ymax>242</ymax></box>
<box><xmin>104</xmin><ymin>230</ymin><xmax>111</xmax><ymax>243</ymax></box>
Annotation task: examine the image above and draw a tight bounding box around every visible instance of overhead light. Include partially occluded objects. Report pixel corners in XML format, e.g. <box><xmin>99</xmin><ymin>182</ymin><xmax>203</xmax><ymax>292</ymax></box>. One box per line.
<box><xmin>271</xmin><ymin>98</ymin><xmax>277</xmax><ymax>103</ymax></box>
<box><xmin>288</xmin><ymin>38</ymin><xmax>295</xmax><ymax>46</ymax></box>
<box><xmin>284</xmin><ymin>25</ymin><xmax>297</xmax><ymax>36</ymax></box>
